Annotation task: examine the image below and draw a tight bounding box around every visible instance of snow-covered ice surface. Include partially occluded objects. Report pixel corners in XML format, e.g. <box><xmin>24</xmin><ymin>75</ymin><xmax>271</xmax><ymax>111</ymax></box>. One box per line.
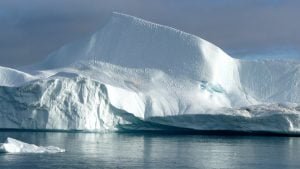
<box><xmin>0</xmin><ymin>12</ymin><xmax>300</xmax><ymax>134</ymax></box>
<box><xmin>0</xmin><ymin>137</ymin><xmax>65</xmax><ymax>153</ymax></box>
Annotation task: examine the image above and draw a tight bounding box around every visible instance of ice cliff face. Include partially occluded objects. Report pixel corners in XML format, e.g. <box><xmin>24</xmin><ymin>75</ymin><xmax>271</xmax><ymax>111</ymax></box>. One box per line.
<box><xmin>1</xmin><ymin>13</ymin><xmax>300</xmax><ymax>134</ymax></box>
<box><xmin>0</xmin><ymin>75</ymin><xmax>116</xmax><ymax>130</ymax></box>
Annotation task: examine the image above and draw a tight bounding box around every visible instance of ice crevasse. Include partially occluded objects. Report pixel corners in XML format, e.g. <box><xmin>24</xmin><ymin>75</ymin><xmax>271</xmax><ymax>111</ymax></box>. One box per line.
<box><xmin>0</xmin><ymin>12</ymin><xmax>300</xmax><ymax>134</ymax></box>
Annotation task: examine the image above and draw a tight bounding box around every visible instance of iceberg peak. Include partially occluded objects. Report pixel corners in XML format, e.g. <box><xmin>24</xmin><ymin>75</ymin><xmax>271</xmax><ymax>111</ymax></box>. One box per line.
<box><xmin>40</xmin><ymin>12</ymin><xmax>239</xmax><ymax>91</ymax></box>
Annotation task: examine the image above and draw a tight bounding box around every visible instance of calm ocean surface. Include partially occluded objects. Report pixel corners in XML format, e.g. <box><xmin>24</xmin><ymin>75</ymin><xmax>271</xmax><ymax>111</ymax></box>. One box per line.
<box><xmin>0</xmin><ymin>131</ymin><xmax>299</xmax><ymax>169</ymax></box>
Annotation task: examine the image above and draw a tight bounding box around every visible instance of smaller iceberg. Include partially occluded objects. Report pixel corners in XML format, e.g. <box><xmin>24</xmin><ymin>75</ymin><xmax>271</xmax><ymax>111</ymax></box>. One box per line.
<box><xmin>0</xmin><ymin>137</ymin><xmax>65</xmax><ymax>153</ymax></box>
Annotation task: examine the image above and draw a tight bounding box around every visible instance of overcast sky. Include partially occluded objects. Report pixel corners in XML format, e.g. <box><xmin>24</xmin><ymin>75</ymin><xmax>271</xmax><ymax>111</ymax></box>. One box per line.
<box><xmin>0</xmin><ymin>0</ymin><xmax>300</xmax><ymax>67</ymax></box>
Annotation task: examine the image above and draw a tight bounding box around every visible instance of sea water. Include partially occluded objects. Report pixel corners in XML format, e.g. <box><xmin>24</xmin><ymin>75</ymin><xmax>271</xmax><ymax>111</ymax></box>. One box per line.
<box><xmin>0</xmin><ymin>131</ymin><xmax>299</xmax><ymax>169</ymax></box>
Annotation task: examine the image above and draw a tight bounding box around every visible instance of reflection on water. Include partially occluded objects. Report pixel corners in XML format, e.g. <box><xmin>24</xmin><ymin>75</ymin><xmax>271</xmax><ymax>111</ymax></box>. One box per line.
<box><xmin>0</xmin><ymin>131</ymin><xmax>300</xmax><ymax>169</ymax></box>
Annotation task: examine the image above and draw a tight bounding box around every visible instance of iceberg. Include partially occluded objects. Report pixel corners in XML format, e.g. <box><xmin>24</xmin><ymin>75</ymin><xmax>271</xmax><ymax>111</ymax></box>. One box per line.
<box><xmin>0</xmin><ymin>137</ymin><xmax>65</xmax><ymax>153</ymax></box>
<box><xmin>0</xmin><ymin>12</ymin><xmax>300</xmax><ymax>134</ymax></box>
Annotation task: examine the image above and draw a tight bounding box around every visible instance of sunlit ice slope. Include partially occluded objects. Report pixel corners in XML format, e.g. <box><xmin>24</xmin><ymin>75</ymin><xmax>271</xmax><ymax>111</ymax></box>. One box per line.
<box><xmin>1</xmin><ymin>12</ymin><xmax>300</xmax><ymax>134</ymax></box>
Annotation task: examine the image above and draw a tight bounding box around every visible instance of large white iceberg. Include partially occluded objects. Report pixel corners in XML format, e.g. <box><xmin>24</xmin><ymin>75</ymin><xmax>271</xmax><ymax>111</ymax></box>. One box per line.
<box><xmin>0</xmin><ymin>12</ymin><xmax>299</xmax><ymax>134</ymax></box>
<box><xmin>0</xmin><ymin>137</ymin><xmax>65</xmax><ymax>153</ymax></box>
